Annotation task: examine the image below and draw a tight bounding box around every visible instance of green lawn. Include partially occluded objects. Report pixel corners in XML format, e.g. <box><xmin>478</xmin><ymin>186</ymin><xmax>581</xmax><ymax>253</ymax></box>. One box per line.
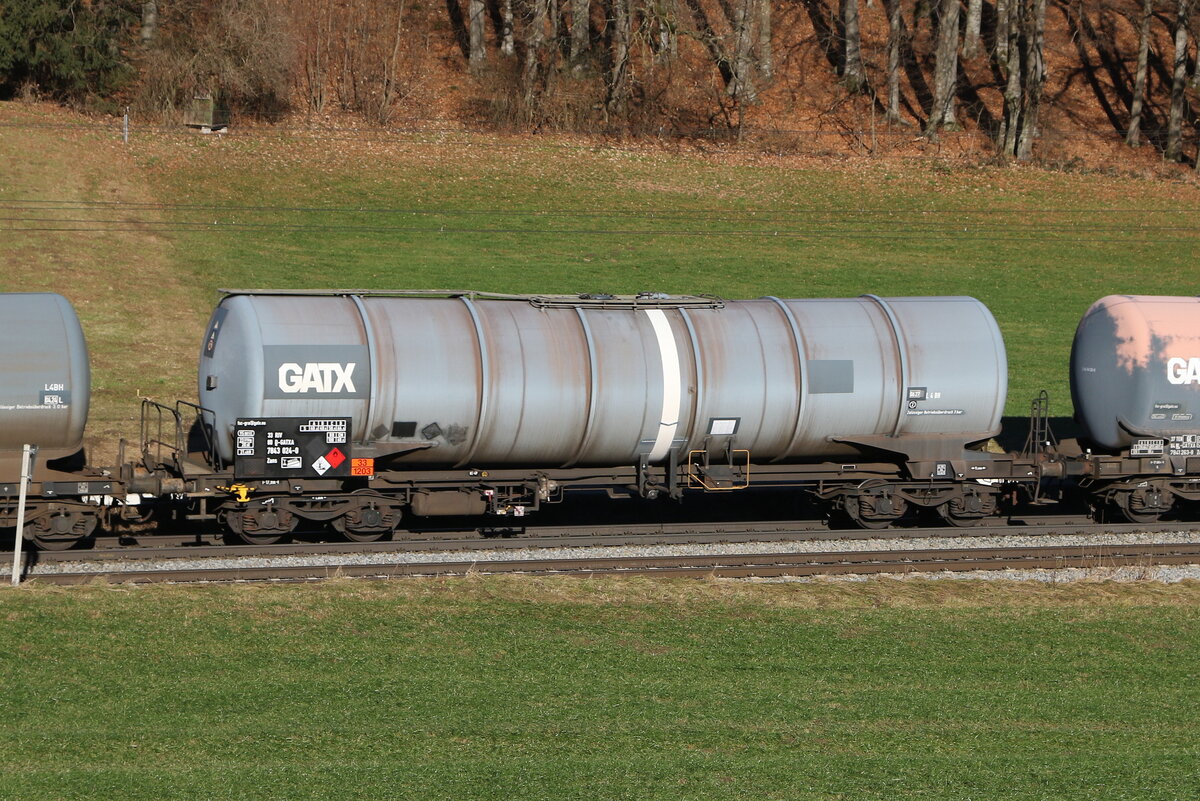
<box><xmin>5</xmin><ymin>110</ymin><xmax>1200</xmax><ymax>800</ymax></box>
<box><xmin>1</xmin><ymin>579</ymin><xmax>1198</xmax><ymax>800</ymax></box>
<box><xmin>136</xmin><ymin>131</ymin><xmax>1200</xmax><ymax>417</ymax></box>
<box><xmin>4</xmin><ymin>106</ymin><xmax>1198</xmax><ymax>432</ymax></box>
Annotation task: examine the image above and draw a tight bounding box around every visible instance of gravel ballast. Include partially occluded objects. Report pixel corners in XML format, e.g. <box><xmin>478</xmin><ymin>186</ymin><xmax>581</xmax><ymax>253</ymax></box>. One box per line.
<box><xmin>23</xmin><ymin>529</ymin><xmax>1200</xmax><ymax>583</ymax></box>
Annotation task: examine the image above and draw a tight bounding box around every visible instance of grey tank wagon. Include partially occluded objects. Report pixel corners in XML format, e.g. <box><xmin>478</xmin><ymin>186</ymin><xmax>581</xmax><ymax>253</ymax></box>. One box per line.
<box><xmin>186</xmin><ymin>289</ymin><xmax>1021</xmax><ymax>539</ymax></box>
<box><xmin>4</xmin><ymin>289</ymin><xmax>1199</xmax><ymax>548</ymax></box>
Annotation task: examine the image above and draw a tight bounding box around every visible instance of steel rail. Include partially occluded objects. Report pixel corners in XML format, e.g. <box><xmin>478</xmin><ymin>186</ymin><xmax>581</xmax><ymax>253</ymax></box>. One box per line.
<box><xmin>11</xmin><ymin>517</ymin><xmax>1200</xmax><ymax>563</ymax></box>
<box><xmin>25</xmin><ymin>543</ymin><xmax>1200</xmax><ymax>585</ymax></box>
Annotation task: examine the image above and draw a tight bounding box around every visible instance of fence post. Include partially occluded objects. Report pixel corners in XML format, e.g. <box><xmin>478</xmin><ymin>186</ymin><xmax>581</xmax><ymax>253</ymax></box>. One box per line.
<box><xmin>123</xmin><ymin>107</ymin><xmax>129</xmax><ymax>144</ymax></box>
<box><xmin>10</xmin><ymin>444</ymin><xmax>36</xmax><ymax>586</ymax></box>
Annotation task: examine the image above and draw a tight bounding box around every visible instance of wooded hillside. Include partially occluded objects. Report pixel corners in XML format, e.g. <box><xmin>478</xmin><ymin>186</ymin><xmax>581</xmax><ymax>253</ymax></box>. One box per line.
<box><xmin>2</xmin><ymin>0</ymin><xmax>1199</xmax><ymax>166</ymax></box>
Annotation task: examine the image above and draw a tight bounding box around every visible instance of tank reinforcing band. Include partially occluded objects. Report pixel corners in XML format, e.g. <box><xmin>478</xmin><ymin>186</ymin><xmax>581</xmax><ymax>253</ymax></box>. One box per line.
<box><xmin>861</xmin><ymin>294</ymin><xmax>911</xmax><ymax>438</ymax></box>
<box><xmin>562</xmin><ymin>306</ymin><xmax>601</xmax><ymax>469</ymax></box>
<box><xmin>677</xmin><ymin>308</ymin><xmax>705</xmax><ymax>457</ymax></box>
<box><xmin>455</xmin><ymin>296</ymin><xmax>492</xmax><ymax>469</ymax></box>
<box><xmin>764</xmin><ymin>296</ymin><xmax>810</xmax><ymax>464</ymax></box>
<box><xmin>645</xmin><ymin>309</ymin><xmax>684</xmax><ymax>464</ymax></box>
<box><xmin>349</xmin><ymin>294</ymin><xmax>378</xmax><ymax>448</ymax></box>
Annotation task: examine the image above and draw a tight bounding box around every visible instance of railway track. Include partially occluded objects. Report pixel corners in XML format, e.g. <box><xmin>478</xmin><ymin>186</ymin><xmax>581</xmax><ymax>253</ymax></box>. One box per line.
<box><xmin>10</xmin><ymin>514</ymin><xmax>1199</xmax><ymax>559</ymax></box>
<box><xmin>23</xmin><ymin>542</ymin><xmax>1200</xmax><ymax>584</ymax></box>
<box><xmin>17</xmin><ymin>535</ymin><xmax>1200</xmax><ymax>585</ymax></box>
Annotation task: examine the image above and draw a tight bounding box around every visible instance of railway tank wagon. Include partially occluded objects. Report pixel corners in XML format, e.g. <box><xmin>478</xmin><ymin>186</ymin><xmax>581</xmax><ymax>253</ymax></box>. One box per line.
<box><xmin>0</xmin><ymin>293</ymin><xmax>107</xmax><ymax>547</ymax></box>
<box><xmin>195</xmin><ymin>290</ymin><xmax>1012</xmax><ymax>538</ymax></box>
<box><xmin>0</xmin><ymin>293</ymin><xmax>90</xmax><ymax>456</ymax></box>
<box><xmin>1071</xmin><ymin>294</ymin><xmax>1200</xmax><ymax>521</ymax></box>
<box><xmin>15</xmin><ymin>289</ymin><xmax>1200</xmax><ymax>550</ymax></box>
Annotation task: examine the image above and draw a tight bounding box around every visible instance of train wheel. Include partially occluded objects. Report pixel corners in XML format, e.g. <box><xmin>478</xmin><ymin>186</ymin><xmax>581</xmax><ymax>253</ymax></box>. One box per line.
<box><xmin>1114</xmin><ymin>487</ymin><xmax>1172</xmax><ymax>525</ymax></box>
<box><xmin>936</xmin><ymin>489</ymin><xmax>997</xmax><ymax>528</ymax></box>
<box><xmin>936</xmin><ymin>505</ymin><xmax>988</xmax><ymax>528</ymax></box>
<box><xmin>30</xmin><ymin>533</ymin><xmax>89</xmax><ymax>551</ymax></box>
<box><xmin>331</xmin><ymin>494</ymin><xmax>401</xmax><ymax>543</ymax></box>
<box><xmin>27</xmin><ymin>511</ymin><xmax>98</xmax><ymax>550</ymax></box>
<box><xmin>843</xmin><ymin>485</ymin><xmax>908</xmax><ymax>530</ymax></box>
<box><xmin>223</xmin><ymin>508</ymin><xmax>296</xmax><ymax>546</ymax></box>
<box><xmin>236</xmin><ymin>530</ymin><xmax>288</xmax><ymax>546</ymax></box>
<box><xmin>342</xmin><ymin>530</ymin><xmax>388</xmax><ymax>543</ymax></box>
<box><xmin>335</xmin><ymin>514</ymin><xmax>394</xmax><ymax>544</ymax></box>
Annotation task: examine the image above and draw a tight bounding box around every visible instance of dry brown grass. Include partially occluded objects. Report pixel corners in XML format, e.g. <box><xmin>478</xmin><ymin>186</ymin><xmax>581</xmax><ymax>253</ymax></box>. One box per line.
<box><xmin>10</xmin><ymin>574</ymin><xmax>1200</xmax><ymax>610</ymax></box>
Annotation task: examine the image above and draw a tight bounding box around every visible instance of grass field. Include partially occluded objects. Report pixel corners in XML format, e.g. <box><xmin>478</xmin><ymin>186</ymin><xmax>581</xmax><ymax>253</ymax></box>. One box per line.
<box><xmin>141</xmin><ymin>130</ymin><xmax>1200</xmax><ymax>421</ymax></box>
<box><xmin>4</xmin><ymin>103</ymin><xmax>1200</xmax><ymax>800</ymax></box>
<box><xmin>4</xmin><ymin>102</ymin><xmax>1200</xmax><ymax>454</ymax></box>
<box><xmin>2</xmin><ymin>579</ymin><xmax>1200</xmax><ymax>800</ymax></box>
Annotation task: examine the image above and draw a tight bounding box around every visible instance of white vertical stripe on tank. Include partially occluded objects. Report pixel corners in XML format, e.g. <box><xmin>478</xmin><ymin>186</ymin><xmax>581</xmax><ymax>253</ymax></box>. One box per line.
<box><xmin>645</xmin><ymin>309</ymin><xmax>682</xmax><ymax>463</ymax></box>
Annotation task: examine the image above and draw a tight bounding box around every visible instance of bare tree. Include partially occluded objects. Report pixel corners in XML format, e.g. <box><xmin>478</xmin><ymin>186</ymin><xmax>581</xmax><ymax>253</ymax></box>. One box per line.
<box><xmin>1015</xmin><ymin>0</ymin><xmax>1046</xmax><ymax>160</ymax></box>
<box><xmin>963</xmin><ymin>0</ymin><xmax>983</xmax><ymax>58</ymax></box>
<box><xmin>927</xmin><ymin>0</ymin><xmax>961</xmax><ymax>134</ymax></box>
<box><xmin>884</xmin><ymin>0</ymin><xmax>903</xmax><ymax>121</ymax></box>
<box><xmin>335</xmin><ymin>15</ymin><xmax>364</xmax><ymax>111</ymax></box>
<box><xmin>993</xmin><ymin>0</ymin><xmax>1047</xmax><ymax>159</ymax></box>
<box><xmin>999</xmin><ymin>0</ymin><xmax>1022</xmax><ymax>152</ymax></box>
<box><xmin>841</xmin><ymin>0</ymin><xmax>865</xmax><ymax>90</ymax></box>
<box><xmin>500</xmin><ymin>0</ymin><xmax>515</xmax><ymax>56</ymax></box>
<box><xmin>296</xmin><ymin>0</ymin><xmax>333</xmax><ymax>112</ymax></box>
<box><xmin>996</xmin><ymin>0</ymin><xmax>1011</xmax><ymax>71</ymax></box>
<box><xmin>607</xmin><ymin>0</ymin><xmax>631</xmax><ymax>115</ymax></box>
<box><xmin>1126</xmin><ymin>0</ymin><xmax>1153</xmax><ymax>146</ymax></box>
<box><xmin>757</xmin><ymin>0</ymin><xmax>772</xmax><ymax>80</ymax></box>
<box><xmin>682</xmin><ymin>0</ymin><xmax>735</xmax><ymax>93</ymax></box>
<box><xmin>570</xmin><ymin>0</ymin><xmax>590</xmax><ymax>66</ymax></box>
<box><xmin>468</xmin><ymin>0</ymin><xmax>486</xmax><ymax>68</ymax></box>
<box><xmin>373</xmin><ymin>0</ymin><xmax>411</xmax><ymax>123</ymax></box>
<box><xmin>646</xmin><ymin>0</ymin><xmax>678</xmax><ymax>61</ymax></box>
<box><xmin>1165</xmin><ymin>0</ymin><xmax>1191</xmax><ymax>161</ymax></box>
<box><xmin>524</xmin><ymin>0</ymin><xmax>550</xmax><ymax>106</ymax></box>
<box><xmin>731</xmin><ymin>0</ymin><xmax>758</xmax><ymax>101</ymax></box>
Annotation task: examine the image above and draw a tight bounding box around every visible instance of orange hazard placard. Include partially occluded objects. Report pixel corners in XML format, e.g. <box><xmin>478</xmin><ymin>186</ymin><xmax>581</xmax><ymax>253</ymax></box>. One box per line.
<box><xmin>351</xmin><ymin>458</ymin><xmax>375</xmax><ymax>477</ymax></box>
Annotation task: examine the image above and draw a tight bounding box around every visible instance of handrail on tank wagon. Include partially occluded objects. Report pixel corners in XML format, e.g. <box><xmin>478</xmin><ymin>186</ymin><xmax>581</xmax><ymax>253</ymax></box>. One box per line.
<box><xmin>140</xmin><ymin>399</ymin><xmax>181</xmax><ymax>471</ymax></box>
<box><xmin>216</xmin><ymin>288</ymin><xmax>726</xmax><ymax>310</ymax></box>
<box><xmin>1021</xmin><ymin>390</ymin><xmax>1059</xmax><ymax>458</ymax></box>
<box><xmin>176</xmin><ymin>400</ymin><xmax>220</xmax><ymax>469</ymax></box>
<box><xmin>140</xmin><ymin>399</ymin><xmax>220</xmax><ymax>472</ymax></box>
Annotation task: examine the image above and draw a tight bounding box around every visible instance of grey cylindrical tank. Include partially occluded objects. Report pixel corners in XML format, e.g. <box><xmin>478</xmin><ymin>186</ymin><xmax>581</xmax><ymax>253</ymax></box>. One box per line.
<box><xmin>0</xmin><ymin>293</ymin><xmax>90</xmax><ymax>457</ymax></box>
<box><xmin>1071</xmin><ymin>294</ymin><xmax>1200</xmax><ymax>450</ymax></box>
<box><xmin>200</xmin><ymin>292</ymin><xmax>1007</xmax><ymax>467</ymax></box>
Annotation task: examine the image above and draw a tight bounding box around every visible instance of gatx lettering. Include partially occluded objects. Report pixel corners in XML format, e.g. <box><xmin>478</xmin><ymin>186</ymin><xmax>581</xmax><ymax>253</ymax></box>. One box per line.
<box><xmin>278</xmin><ymin>362</ymin><xmax>357</xmax><ymax>393</ymax></box>
<box><xmin>1167</xmin><ymin>357</ymin><xmax>1200</xmax><ymax>385</ymax></box>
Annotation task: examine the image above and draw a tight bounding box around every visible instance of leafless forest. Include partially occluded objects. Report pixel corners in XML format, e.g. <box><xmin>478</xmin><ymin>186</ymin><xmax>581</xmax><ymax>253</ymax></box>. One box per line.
<box><xmin>131</xmin><ymin>0</ymin><xmax>1200</xmax><ymax>163</ymax></box>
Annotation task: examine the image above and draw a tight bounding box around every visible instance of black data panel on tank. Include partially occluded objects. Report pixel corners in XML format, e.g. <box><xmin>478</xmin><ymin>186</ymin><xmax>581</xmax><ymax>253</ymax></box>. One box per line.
<box><xmin>234</xmin><ymin>418</ymin><xmax>352</xmax><ymax>480</ymax></box>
